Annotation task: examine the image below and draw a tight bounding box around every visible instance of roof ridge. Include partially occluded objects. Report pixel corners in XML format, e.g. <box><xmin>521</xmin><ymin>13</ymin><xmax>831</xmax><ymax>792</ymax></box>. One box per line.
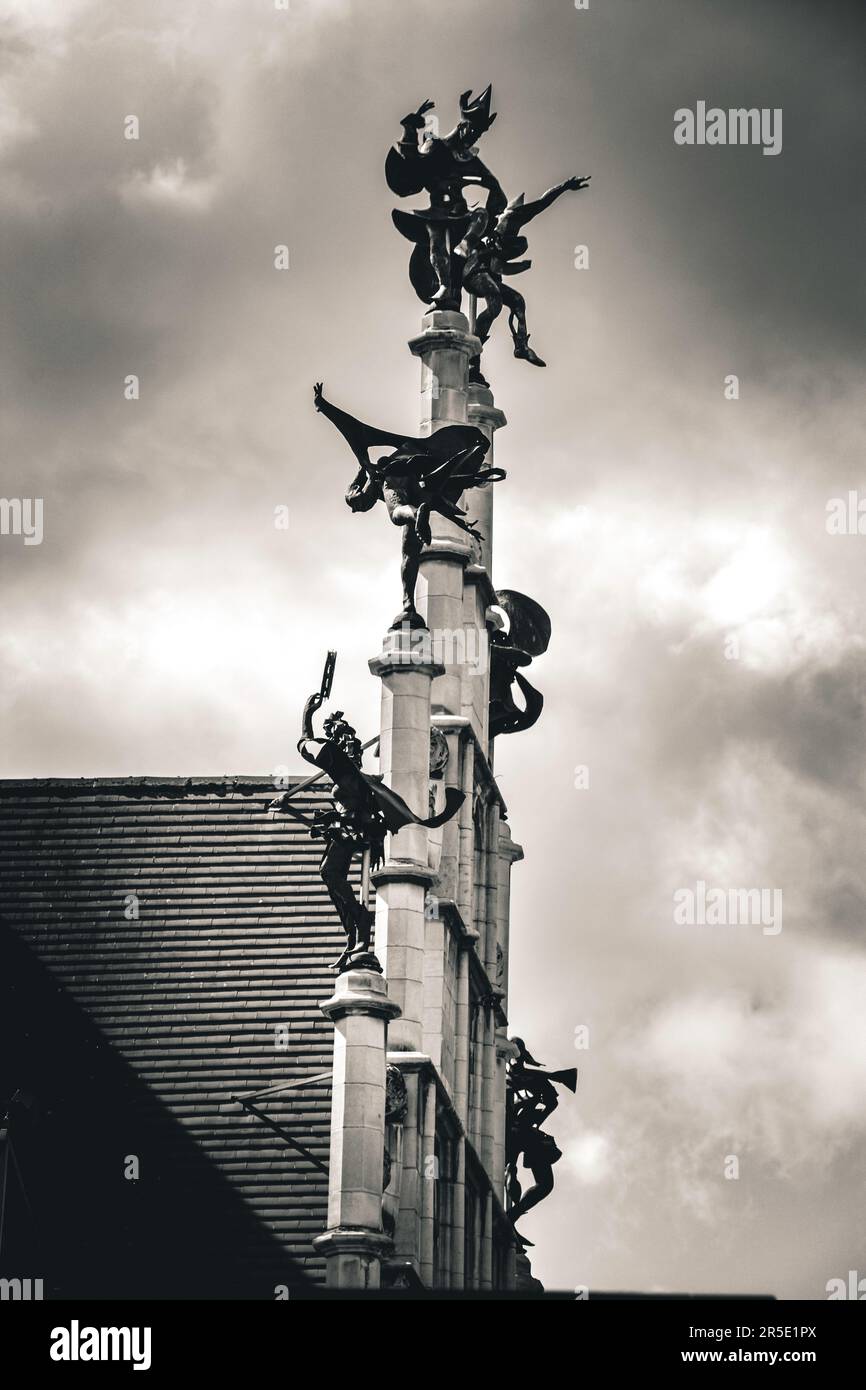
<box><xmin>0</xmin><ymin>775</ymin><xmax>306</xmax><ymax>794</ymax></box>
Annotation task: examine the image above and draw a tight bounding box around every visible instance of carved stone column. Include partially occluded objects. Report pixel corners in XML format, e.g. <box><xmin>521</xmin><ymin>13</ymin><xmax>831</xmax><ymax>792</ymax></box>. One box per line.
<box><xmin>494</xmin><ymin>1034</ymin><xmax>518</xmax><ymax>1235</ymax></box>
<box><xmin>480</xmin><ymin>1001</ymin><xmax>496</xmax><ymax>1180</ymax></box>
<box><xmin>419</xmin><ymin>1075</ymin><xmax>437</xmax><ymax>1285</ymax></box>
<box><xmin>409</xmin><ymin>308</ymin><xmax>481</xmax><ymax>438</ymax></box>
<box><xmin>410</xmin><ymin>310</ymin><xmax>482</xmax><ymax>726</ymax></box>
<box><xmin>313</xmin><ymin>967</ymin><xmax>400</xmax><ymax>1288</ymax></box>
<box><xmin>467</xmin><ymin>381</ymin><xmax>507</xmax><ymax>583</ymax></box>
<box><xmin>453</xmin><ymin>1140</ymin><xmax>467</xmax><ymax>1288</ymax></box>
<box><xmin>481</xmin><ymin>1189</ymin><xmax>494</xmax><ymax>1289</ymax></box>
<box><xmin>369</xmin><ymin>625</ymin><xmax>443</xmax><ymax>1052</ymax></box>
<box><xmin>496</xmin><ymin>823</ymin><xmax>524</xmax><ymax>1019</ymax></box>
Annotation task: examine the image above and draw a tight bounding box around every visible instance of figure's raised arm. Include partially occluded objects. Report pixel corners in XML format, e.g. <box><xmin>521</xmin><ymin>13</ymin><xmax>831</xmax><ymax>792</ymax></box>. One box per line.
<box><xmin>300</xmin><ymin>688</ymin><xmax>324</xmax><ymax>744</ymax></box>
<box><xmin>398</xmin><ymin>99</ymin><xmax>435</xmax><ymax>145</ymax></box>
<box><xmin>506</xmin><ymin>175</ymin><xmax>591</xmax><ymax>229</ymax></box>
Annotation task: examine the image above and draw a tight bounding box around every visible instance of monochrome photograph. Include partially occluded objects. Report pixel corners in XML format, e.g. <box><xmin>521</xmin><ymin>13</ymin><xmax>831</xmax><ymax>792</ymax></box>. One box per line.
<box><xmin>1</xmin><ymin>0</ymin><xmax>863</xmax><ymax>1363</ymax></box>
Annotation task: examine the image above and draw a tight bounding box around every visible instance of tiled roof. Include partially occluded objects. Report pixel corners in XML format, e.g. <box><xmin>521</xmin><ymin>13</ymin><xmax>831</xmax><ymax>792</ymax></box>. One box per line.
<box><xmin>0</xmin><ymin>777</ymin><xmax>352</xmax><ymax>1297</ymax></box>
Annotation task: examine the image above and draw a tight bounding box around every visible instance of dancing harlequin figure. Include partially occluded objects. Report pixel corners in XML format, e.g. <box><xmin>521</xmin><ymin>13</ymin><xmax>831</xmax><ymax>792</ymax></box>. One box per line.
<box><xmin>386</xmin><ymin>85</ymin><xmax>590</xmax><ymax>378</ymax></box>
<box><xmin>270</xmin><ymin>653</ymin><xmax>464</xmax><ymax>972</ymax></box>
<box><xmin>386</xmin><ymin>86</ymin><xmax>505</xmax><ymax>312</ymax></box>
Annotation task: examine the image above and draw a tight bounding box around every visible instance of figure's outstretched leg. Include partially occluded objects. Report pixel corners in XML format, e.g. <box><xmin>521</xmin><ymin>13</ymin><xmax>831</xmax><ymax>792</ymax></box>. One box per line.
<box><xmin>506</xmin><ymin>1160</ymin><xmax>523</xmax><ymax>1210</ymax></box>
<box><xmin>503</xmin><ymin>284</ymin><xmax>546</xmax><ymax>367</ymax></box>
<box><xmin>463</xmin><ymin>268</ymin><xmax>501</xmax><ymax>384</ymax></box>
<box><xmin>454</xmin><ymin>207</ymin><xmax>488</xmax><ymax>262</ymax></box>
<box><xmin>415</xmin><ymin>501</ymin><xmax>432</xmax><ymax>545</ymax></box>
<box><xmin>320</xmin><ymin>839</ymin><xmax>361</xmax><ymax>969</ymax></box>
<box><xmin>509</xmin><ymin>1160</ymin><xmax>555</xmax><ymax>1226</ymax></box>
<box><xmin>468</xmin><ymin>270</ymin><xmax>502</xmax><ymax>347</ymax></box>
<box><xmin>429</xmin><ymin>224</ymin><xmax>458</xmax><ymax>310</ymax></box>
<box><xmin>391</xmin><ymin>508</ymin><xmax>425</xmax><ymax>628</ymax></box>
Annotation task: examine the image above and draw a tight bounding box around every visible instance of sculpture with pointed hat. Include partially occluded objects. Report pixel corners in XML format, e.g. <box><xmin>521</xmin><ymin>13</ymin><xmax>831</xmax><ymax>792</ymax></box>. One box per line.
<box><xmin>387</xmin><ymin>87</ymin><xmax>591</xmax><ymax>360</ymax></box>
<box><xmin>386</xmin><ymin>86</ymin><xmax>506</xmax><ymax>311</ymax></box>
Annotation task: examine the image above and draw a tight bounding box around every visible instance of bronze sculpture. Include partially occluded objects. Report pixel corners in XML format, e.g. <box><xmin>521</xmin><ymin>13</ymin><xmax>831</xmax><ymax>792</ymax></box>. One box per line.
<box><xmin>462</xmin><ymin>177</ymin><xmax>590</xmax><ymax>380</ymax></box>
<box><xmin>386</xmin><ymin>84</ymin><xmax>591</xmax><ymax>374</ymax></box>
<box><xmin>386</xmin><ymin>87</ymin><xmax>506</xmax><ymax>312</ymax></box>
<box><xmin>489</xmin><ymin>589</ymin><xmax>551</xmax><ymax>739</ymax></box>
<box><xmin>282</xmin><ymin>85</ymin><xmax>582</xmax><ymax>1264</ymax></box>
<box><xmin>313</xmin><ymin>383</ymin><xmax>505</xmax><ymax>628</ymax></box>
<box><xmin>270</xmin><ymin>654</ymin><xmax>464</xmax><ymax>972</ymax></box>
<box><xmin>505</xmin><ymin>1037</ymin><xmax>577</xmax><ymax>1245</ymax></box>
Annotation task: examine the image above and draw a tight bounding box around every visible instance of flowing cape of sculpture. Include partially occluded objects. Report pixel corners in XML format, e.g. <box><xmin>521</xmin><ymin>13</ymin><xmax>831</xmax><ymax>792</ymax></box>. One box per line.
<box><xmin>387</xmin><ymin>86</ymin><xmax>590</xmax><ymax>373</ymax></box>
<box><xmin>489</xmin><ymin>589</ymin><xmax>552</xmax><ymax>738</ymax></box>
<box><xmin>313</xmin><ymin>383</ymin><xmax>505</xmax><ymax>628</ymax></box>
<box><xmin>505</xmin><ymin>1037</ymin><xmax>578</xmax><ymax>1245</ymax></box>
<box><xmin>270</xmin><ymin>653</ymin><xmax>464</xmax><ymax>972</ymax></box>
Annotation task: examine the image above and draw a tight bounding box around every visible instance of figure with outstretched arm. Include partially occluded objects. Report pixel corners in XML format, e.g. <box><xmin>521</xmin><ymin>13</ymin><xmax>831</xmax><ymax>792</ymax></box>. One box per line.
<box><xmin>461</xmin><ymin>175</ymin><xmax>590</xmax><ymax>376</ymax></box>
<box><xmin>269</xmin><ymin>654</ymin><xmax>466</xmax><ymax>971</ymax></box>
<box><xmin>497</xmin><ymin>176</ymin><xmax>591</xmax><ymax>236</ymax></box>
<box><xmin>505</xmin><ymin>1037</ymin><xmax>578</xmax><ymax>1246</ymax></box>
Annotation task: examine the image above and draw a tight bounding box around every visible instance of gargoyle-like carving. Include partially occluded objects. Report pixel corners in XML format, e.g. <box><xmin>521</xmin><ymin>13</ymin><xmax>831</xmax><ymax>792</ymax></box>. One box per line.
<box><xmin>383</xmin><ymin>1065</ymin><xmax>408</xmax><ymax>1236</ymax></box>
<box><xmin>429</xmin><ymin>727</ymin><xmax>450</xmax><ymax>779</ymax></box>
<box><xmin>385</xmin><ymin>1065</ymin><xmax>408</xmax><ymax>1125</ymax></box>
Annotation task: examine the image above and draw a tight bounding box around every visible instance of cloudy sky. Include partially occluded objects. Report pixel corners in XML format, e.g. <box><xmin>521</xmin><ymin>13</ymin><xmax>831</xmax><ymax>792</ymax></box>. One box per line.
<box><xmin>2</xmin><ymin>0</ymin><xmax>865</xmax><ymax>1297</ymax></box>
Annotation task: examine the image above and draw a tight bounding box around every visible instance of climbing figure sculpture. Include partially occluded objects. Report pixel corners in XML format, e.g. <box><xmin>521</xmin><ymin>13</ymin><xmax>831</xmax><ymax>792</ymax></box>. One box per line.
<box><xmin>505</xmin><ymin>1037</ymin><xmax>578</xmax><ymax>1245</ymax></box>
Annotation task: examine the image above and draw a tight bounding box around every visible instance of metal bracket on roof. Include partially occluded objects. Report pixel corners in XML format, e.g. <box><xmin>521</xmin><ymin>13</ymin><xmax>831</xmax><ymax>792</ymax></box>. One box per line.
<box><xmin>233</xmin><ymin>1072</ymin><xmax>331</xmax><ymax>1102</ymax></box>
<box><xmin>234</xmin><ymin>1098</ymin><xmax>329</xmax><ymax>1177</ymax></box>
<box><xmin>232</xmin><ymin>1074</ymin><xmax>331</xmax><ymax>1176</ymax></box>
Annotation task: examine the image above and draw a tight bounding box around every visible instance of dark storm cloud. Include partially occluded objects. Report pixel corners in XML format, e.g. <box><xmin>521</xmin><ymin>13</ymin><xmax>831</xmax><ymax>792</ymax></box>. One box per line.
<box><xmin>584</xmin><ymin>0</ymin><xmax>866</xmax><ymax>367</ymax></box>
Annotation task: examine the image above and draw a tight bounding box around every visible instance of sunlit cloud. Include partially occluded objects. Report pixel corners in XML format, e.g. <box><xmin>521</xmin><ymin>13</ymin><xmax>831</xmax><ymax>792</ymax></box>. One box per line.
<box><xmin>120</xmin><ymin>157</ymin><xmax>219</xmax><ymax>212</ymax></box>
